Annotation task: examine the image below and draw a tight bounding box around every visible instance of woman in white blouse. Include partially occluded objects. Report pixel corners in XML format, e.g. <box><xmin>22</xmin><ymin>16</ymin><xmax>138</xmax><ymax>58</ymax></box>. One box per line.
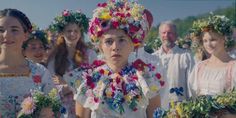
<box><xmin>188</xmin><ymin>15</ymin><xmax>236</xmax><ymax>97</ymax></box>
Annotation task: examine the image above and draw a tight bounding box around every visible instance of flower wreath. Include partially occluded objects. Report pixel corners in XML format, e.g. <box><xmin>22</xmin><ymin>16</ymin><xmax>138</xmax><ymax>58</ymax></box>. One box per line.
<box><xmin>50</xmin><ymin>9</ymin><xmax>89</xmax><ymax>33</ymax></box>
<box><xmin>22</xmin><ymin>30</ymin><xmax>48</xmax><ymax>50</ymax></box>
<box><xmin>89</xmin><ymin>0</ymin><xmax>153</xmax><ymax>49</ymax></box>
<box><xmin>18</xmin><ymin>89</ymin><xmax>62</xmax><ymax>118</ymax></box>
<box><xmin>153</xmin><ymin>90</ymin><xmax>236</xmax><ymax>118</ymax></box>
<box><xmin>190</xmin><ymin>13</ymin><xmax>235</xmax><ymax>50</ymax></box>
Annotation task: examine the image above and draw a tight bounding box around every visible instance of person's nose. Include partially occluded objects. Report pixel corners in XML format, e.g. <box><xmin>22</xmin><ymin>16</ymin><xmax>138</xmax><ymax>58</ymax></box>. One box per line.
<box><xmin>2</xmin><ymin>30</ymin><xmax>11</xmax><ymax>41</ymax></box>
<box><xmin>112</xmin><ymin>41</ymin><xmax>120</xmax><ymax>51</ymax></box>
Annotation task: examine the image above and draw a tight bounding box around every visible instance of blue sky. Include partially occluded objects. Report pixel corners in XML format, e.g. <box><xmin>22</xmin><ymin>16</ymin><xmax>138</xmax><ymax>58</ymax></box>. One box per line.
<box><xmin>0</xmin><ymin>0</ymin><xmax>234</xmax><ymax>29</ymax></box>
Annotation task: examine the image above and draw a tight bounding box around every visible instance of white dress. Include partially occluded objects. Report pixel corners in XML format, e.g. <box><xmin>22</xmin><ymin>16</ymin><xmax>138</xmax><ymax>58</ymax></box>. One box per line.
<box><xmin>188</xmin><ymin>60</ymin><xmax>236</xmax><ymax>98</ymax></box>
<box><xmin>47</xmin><ymin>49</ymin><xmax>97</xmax><ymax>118</ymax></box>
<box><xmin>0</xmin><ymin>60</ymin><xmax>53</xmax><ymax>118</ymax></box>
<box><xmin>63</xmin><ymin>59</ymin><xmax>165</xmax><ymax>118</ymax></box>
<box><xmin>152</xmin><ymin>45</ymin><xmax>195</xmax><ymax>110</ymax></box>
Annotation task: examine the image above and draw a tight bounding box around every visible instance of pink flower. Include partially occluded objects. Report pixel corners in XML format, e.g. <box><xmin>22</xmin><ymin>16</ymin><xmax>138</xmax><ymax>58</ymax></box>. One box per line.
<box><xmin>63</xmin><ymin>10</ymin><xmax>70</xmax><ymax>16</ymax></box>
<box><xmin>21</xmin><ymin>97</ymin><xmax>36</xmax><ymax>115</ymax></box>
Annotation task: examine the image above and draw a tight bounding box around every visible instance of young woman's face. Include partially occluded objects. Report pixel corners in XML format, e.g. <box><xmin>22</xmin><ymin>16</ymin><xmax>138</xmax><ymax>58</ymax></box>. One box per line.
<box><xmin>0</xmin><ymin>16</ymin><xmax>28</xmax><ymax>50</ymax></box>
<box><xmin>23</xmin><ymin>39</ymin><xmax>46</xmax><ymax>63</ymax></box>
<box><xmin>202</xmin><ymin>32</ymin><xmax>225</xmax><ymax>55</ymax></box>
<box><xmin>100</xmin><ymin>29</ymin><xmax>133</xmax><ymax>67</ymax></box>
<box><xmin>62</xmin><ymin>23</ymin><xmax>81</xmax><ymax>45</ymax></box>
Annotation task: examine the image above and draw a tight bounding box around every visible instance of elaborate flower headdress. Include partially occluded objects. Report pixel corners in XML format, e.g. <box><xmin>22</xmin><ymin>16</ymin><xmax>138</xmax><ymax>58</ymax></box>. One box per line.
<box><xmin>22</xmin><ymin>30</ymin><xmax>48</xmax><ymax>49</ymax></box>
<box><xmin>18</xmin><ymin>89</ymin><xmax>62</xmax><ymax>118</ymax></box>
<box><xmin>190</xmin><ymin>14</ymin><xmax>232</xmax><ymax>37</ymax></box>
<box><xmin>89</xmin><ymin>0</ymin><xmax>153</xmax><ymax>49</ymax></box>
<box><xmin>50</xmin><ymin>9</ymin><xmax>89</xmax><ymax>33</ymax></box>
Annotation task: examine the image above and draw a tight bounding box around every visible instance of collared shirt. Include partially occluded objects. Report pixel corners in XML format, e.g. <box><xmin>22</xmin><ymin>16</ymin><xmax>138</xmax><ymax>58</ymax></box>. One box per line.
<box><xmin>152</xmin><ymin>45</ymin><xmax>195</xmax><ymax>110</ymax></box>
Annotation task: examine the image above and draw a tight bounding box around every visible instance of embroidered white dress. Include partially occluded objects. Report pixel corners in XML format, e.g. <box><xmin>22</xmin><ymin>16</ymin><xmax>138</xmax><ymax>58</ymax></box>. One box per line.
<box><xmin>63</xmin><ymin>59</ymin><xmax>164</xmax><ymax>118</ymax></box>
<box><xmin>188</xmin><ymin>60</ymin><xmax>236</xmax><ymax>98</ymax></box>
<box><xmin>152</xmin><ymin>45</ymin><xmax>195</xmax><ymax>110</ymax></box>
<box><xmin>0</xmin><ymin>60</ymin><xmax>53</xmax><ymax>118</ymax></box>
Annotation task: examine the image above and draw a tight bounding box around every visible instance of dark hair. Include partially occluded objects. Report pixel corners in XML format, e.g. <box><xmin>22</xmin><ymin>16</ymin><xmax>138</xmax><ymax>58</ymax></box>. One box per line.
<box><xmin>22</xmin><ymin>30</ymin><xmax>48</xmax><ymax>50</ymax></box>
<box><xmin>0</xmin><ymin>8</ymin><xmax>32</xmax><ymax>33</ymax></box>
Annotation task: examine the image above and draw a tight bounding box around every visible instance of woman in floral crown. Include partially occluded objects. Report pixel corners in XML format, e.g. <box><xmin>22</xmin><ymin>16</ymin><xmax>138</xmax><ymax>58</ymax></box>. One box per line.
<box><xmin>0</xmin><ymin>8</ymin><xmax>54</xmax><ymax>117</ymax></box>
<box><xmin>188</xmin><ymin>14</ymin><xmax>236</xmax><ymax>116</ymax></box>
<box><xmin>47</xmin><ymin>9</ymin><xmax>97</xmax><ymax>117</ymax></box>
<box><xmin>22</xmin><ymin>30</ymin><xmax>48</xmax><ymax>66</ymax></box>
<box><xmin>63</xmin><ymin>0</ymin><xmax>165</xmax><ymax>118</ymax></box>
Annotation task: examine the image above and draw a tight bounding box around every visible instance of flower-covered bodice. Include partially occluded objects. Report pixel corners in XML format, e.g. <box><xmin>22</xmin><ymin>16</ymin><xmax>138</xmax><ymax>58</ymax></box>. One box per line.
<box><xmin>0</xmin><ymin>60</ymin><xmax>53</xmax><ymax>118</ymax></box>
<box><xmin>64</xmin><ymin>59</ymin><xmax>165</xmax><ymax>118</ymax></box>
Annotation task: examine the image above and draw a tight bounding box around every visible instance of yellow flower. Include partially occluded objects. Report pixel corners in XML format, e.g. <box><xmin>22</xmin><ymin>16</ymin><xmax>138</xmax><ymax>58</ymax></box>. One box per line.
<box><xmin>75</xmin><ymin>80</ymin><xmax>81</xmax><ymax>88</ymax></box>
<box><xmin>100</xmin><ymin>12</ymin><xmax>112</xmax><ymax>20</ymax></box>
<box><xmin>104</xmin><ymin>70</ymin><xmax>110</xmax><ymax>76</ymax></box>
<box><xmin>106</xmin><ymin>91</ymin><xmax>113</xmax><ymax>98</ymax></box>
<box><xmin>124</xmin><ymin>95</ymin><xmax>132</xmax><ymax>101</ymax></box>
<box><xmin>176</xmin><ymin>103</ymin><xmax>183</xmax><ymax>117</ymax></box>
<box><xmin>150</xmin><ymin>85</ymin><xmax>158</xmax><ymax>92</ymax></box>
<box><xmin>48</xmin><ymin>88</ymin><xmax>58</xmax><ymax>98</ymax></box>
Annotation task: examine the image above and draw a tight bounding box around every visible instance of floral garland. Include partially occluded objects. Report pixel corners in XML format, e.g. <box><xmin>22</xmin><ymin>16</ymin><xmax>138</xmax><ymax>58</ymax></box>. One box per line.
<box><xmin>22</xmin><ymin>30</ymin><xmax>48</xmax><ymax>50</ymax></box>
<box><xmin>50</xmin><ymin>9</ymin><xmax>89</xmax><ymax>33</ymax></box>
<box><xmin>18</xmin><ymin>89</ymin><xmax>62</xmax><ymax>118</ymax></box>
<box><xmin>153</xmin><ymin>90</ymin><xmax>236</xmax><ymax>118</ymax></box>
<box><xmin>89</xmin><ymin>0</ymin><xmax>151</xmax><ymax>49</ymax></box>
<box><xmin>68</xmin><ymin>59</ymin><xmax>165</xmax><ymax>114</ymax></box>
<box><xmin>190</xmin><ymin>13</ymin><xmax>235</xmax><ymax>51</ymax></box>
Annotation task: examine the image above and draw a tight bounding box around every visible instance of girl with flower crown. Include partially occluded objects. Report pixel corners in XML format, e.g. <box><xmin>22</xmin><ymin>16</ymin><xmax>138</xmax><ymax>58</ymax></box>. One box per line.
<box><xmin>0</xmin><ymin>8</ymin><xmax>54</xmax><ymax>117</ymax></box>
<box><xmin>188</xmin><ymin>14</ymin><xmax>236</xmax><ymax>117</ymax></box>
<box><xmin>22</xmin><ymin>30</ymin><xmax>49</xmax><ymax>66</ymax></box>
<box><xmin>47</xmin><ymin>10</ymin><xmax>97</xmax><ymax>118</ymax></box>
<box><xmin>63</xmin><ymin>1</ymin><xmax>165</xmax><ymax>118</ymax></box>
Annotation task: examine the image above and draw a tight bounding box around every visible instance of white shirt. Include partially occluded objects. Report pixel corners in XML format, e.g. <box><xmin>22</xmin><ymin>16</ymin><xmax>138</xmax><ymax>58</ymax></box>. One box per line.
<box><xmin>188</xmin><ymin>60</ymin><xmax>236</xmax><ymax>98</ymax></box>
<box><xmin>152</xmin><ymin>45</ymin><xmax>195</xmax><ymax>110</ymax></box>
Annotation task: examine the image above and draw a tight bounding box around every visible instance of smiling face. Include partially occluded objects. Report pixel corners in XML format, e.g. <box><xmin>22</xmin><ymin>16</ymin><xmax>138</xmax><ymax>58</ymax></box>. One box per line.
<box><xmin>99</xmin><ymin>29</ymin><xmax>134</xmax><ymax>69</ymax></box>
<box><xmin>202</xmin><ymin>31</ymin><xmax>225</xmax><ymax>55</ymax></box>
<box><xmin>0</xmin><ymin>16</ymin><xmax>28</xmax><ymax>51</ymax></box>
<box><xmin>62</xmin><ymin>23</ymin><xmax>81</xmax><ymax>46</ymax></box>
<box><xmin>23</xmin><ymin>39</ymin><xmax>46</xmax><ymax>63</ymax></box>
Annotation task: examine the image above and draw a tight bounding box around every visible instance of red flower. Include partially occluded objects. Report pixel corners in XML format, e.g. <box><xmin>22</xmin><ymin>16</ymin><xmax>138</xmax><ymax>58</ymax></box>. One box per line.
<box><xmin>99</xmin><ymin>69</ymin><xmax>105</xmax><ymax>75</ymax></box>
<box><xmin>92</xmin><ymin>60</ymin><xmax>105</xmax><ymax>68</ymax></box>
<box><xmin>94</xmin><ymin>97</ymin><xmax>99</xmax><ymax>103</ymax></box>
<box><xmin>132</xmin><ymin>59</ymin><xmax>147</xmax><ymax>71</ymax></box>
<box><xmin>112</xmin><ymin>21</ymin><xmax>119</xmax><ymax>28</ymax></box>
<box><xmin>33</xmin><ymin>75</ymin><xmax>42</xmax><ymax>84</ymax></box>
<box><xmin>155</xmin><ymin>73</ymin><xmax>161</xmax><ymax>79</ymax></box>
<box><xmin>131</xmin><ymin>75</ymin><xmax>138</xmax><ymax>80</ymax></box>
<box><xmin>97</xmin><ymin>3</ymin><xmax>107</xmax><ymax>7</ymax></box>
<box><xmin>129</xmin><ymin>24</ymin><xmax>140</xmax><ymax>33</ymax></box>
<box><xmin>160</xmin><ymin>80</ymin><xmax>165</xmax><ymax>87</ymax></box>
<box><xmin>62</xmin><ymin>10</ymin><xmax>70</xmax><ymax>16</ymax></box>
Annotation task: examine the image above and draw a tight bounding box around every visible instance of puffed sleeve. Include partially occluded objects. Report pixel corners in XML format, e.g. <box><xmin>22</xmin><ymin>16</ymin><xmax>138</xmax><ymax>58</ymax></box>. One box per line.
<box><xmin>136</xmin><ymin>62</ymin><xmax>165</xmax><ymax>99</ymax></box>
<box><xmin>187</xmin><ymin>62</ymin><xmax>200</xmax><ymax>98</ymax></box>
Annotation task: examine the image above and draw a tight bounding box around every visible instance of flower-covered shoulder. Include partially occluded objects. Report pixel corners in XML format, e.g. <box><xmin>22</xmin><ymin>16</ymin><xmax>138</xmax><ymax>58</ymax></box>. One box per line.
<box><xmin>63</xmin><ymin>60</ymin><xmax>106</xmax><ymax>92</ymax></box>
<box><xmin>132</xmin><ymin>59</ymin><xmax>165</xmax><ymax>98</ymax></box>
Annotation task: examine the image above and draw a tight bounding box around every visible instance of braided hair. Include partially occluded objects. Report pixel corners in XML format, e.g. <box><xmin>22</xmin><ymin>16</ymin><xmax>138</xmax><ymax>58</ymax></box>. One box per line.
<box><xmin>0</xmin><ymin>8</ymin><xmax>32</xmax><ymax>33</ymax></box>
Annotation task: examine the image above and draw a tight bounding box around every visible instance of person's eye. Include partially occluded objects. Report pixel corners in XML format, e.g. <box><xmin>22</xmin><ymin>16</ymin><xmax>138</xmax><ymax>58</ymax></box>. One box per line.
<box><xmin>119</xmin><ymin>38</ymin><xmax>126</xmax><ymax>42</ymax></box>
<box><xmin>11</xmin><ymin>29</ymin><xmax>19</xmax><ymax>32</ymax></box>
<box><xmin>105</xmin><ymin>39</ymin><xmax>113</xmax><ymax>45</ymax></box>
<box><xmin>0</xmin><ymin>29</ymin><xmax>5</xmax><ymax>33</ymax></box>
